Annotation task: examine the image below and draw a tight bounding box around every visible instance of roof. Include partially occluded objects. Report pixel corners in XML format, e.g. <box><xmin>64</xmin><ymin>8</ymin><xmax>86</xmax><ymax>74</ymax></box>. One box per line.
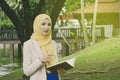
<box><xmin>73</xmin><ymin>2</ymin><xmax>120</xmax><ymax>14</ymax></box>
<box><xmin>98</xmin><ymin>0</ymin><xmax>116</xmax><ymax>2</ymax></box>
<box><xmin>57</xmin><ymin>14</ymin><xmax>74</xmax><ymax>20</ymax></box>
<box><xmin>57</xmin><ymin>1</ymin><xmax>120</xmax><ymax>20</ymax></box>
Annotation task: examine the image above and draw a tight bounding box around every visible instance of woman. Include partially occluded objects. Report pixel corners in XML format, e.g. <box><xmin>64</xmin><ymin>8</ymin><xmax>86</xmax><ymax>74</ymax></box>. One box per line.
<box><xmin>23</xmin><ymin>14</ymin><xmax>59</xmax><ymax>80</ymax></box>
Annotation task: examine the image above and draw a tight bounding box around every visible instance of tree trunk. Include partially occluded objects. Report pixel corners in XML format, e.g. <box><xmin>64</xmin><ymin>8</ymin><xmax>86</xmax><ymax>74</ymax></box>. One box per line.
<box><xmin>80</xmin><ymin>0</ymin><xmax>89</xmax><ymax>47</ymax></box>
<box><xmin>22</xmin><ymin>0</ymin><xmax>33</xmax><ymax>42</ymax></box>
<box><xmin>92</xmin><ymin>0</ymin><xmax>98</xmax><ymax>44</ymax></box>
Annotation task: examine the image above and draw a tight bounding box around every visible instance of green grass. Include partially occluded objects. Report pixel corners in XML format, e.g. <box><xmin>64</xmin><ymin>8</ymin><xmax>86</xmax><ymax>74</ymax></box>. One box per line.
<box><xmin>0</xmin><ymin>38</ymin><xmax>120</xmax><ymax>80</ymax></box>
<box><xmin>0</xmin><ymin>69</ymin><xmax>23</xmax><ymax>80</ymax></box>
<box><xmin>61</xmin><ymin>38</ymin><xmax>120</xmax><ymax>80</ymax></box>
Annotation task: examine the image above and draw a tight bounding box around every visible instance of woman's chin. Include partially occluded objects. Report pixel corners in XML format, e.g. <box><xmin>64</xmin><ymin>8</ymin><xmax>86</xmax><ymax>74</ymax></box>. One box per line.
<box><xmin>43</xmin><ymin>33</ymin><xmax>49</xmax><ymax>36</ymax></box>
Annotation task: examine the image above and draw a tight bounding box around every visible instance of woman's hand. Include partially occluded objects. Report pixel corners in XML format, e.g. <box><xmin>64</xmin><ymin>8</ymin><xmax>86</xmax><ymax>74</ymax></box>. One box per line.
<box><xmin>57</xmin><ymin>68</ymin><xmax>66</xmax><ymax>75</ymax></box>
<box><xmin>41</xmin><ymin>54</ymin><xmax>53</xmax><ymax>63</ymax></box>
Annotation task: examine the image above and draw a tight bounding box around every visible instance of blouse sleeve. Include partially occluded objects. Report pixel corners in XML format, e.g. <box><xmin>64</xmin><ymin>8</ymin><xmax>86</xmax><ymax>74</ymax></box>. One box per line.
<box><xmin>23</xmin><ymin>41</ymin><xmax>43</xmax><ymax>76</ymax></box>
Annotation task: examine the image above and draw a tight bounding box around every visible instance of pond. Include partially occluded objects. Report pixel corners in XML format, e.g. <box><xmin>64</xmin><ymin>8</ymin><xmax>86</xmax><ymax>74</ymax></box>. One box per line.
<box><xmin>0</xmin><ymin>43</ymin><xmax>63</xmax><ymax>77</ymax></box>
<box><xmin>0</xmin><ymin>63</ymin><xmax>21</xmax><ymax>77</ymax></box>
<box><xmin>0</xmin><ymin>44</ymin><xmax>22</xmax><ymax>77</ymax></box>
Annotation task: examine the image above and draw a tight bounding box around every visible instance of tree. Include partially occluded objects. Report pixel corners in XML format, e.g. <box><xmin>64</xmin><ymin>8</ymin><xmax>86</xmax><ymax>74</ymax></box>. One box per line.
<box><xmin>0</xmin><ymin>0</ymin><xmax>66</xmax><ymax>44</ymax></box>
<box><xmin>80</xmin><ymin>0</ymin><xmax>89</xmax><ymax>47</ymax></box>
<box><xmin>92</xmin><ymin>0</ymin><xmax>98</xmax><ymax>44</ymax></box>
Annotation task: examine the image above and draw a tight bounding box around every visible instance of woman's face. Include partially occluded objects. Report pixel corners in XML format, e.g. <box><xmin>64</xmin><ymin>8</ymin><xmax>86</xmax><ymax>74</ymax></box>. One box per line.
<box><xmin>40</xmin><ymin>18</ymin><xmax>51</xmax><ymax>35</ymax></box>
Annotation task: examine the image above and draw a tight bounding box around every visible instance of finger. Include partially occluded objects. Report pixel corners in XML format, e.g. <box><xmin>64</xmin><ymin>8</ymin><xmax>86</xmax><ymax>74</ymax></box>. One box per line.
<box><xmin>48</xmin><ymin>54</ymin><xmax>54</xmax><ymax>57</ymax></box>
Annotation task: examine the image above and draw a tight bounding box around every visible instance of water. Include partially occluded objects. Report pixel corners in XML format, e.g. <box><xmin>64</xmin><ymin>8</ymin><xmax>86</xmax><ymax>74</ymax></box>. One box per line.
<box><xmin>0</xmin><ymin>67</ymin><xmax>10</xmax><ymax>77</ymax></box>
<box><xmin>0</xmin><ymin>44</ymin><xmax>22</xmax><ymax>77</ymax></box>
<box><xmin>0</xmin><ymin>63</ymin><xmax>20</xmax><ymax>77</ymax></box>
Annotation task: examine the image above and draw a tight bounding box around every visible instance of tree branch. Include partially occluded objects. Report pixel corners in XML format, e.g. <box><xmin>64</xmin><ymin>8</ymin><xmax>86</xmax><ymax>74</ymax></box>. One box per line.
<box><xmin>0</xmin><ymin>0</ymin><xmax>23</xmax><ymax>42</ymax></box>
<box><xmin>50</xmin><ymin>0</ymin><xmax>66</xmax><ymax>29</ymax></box>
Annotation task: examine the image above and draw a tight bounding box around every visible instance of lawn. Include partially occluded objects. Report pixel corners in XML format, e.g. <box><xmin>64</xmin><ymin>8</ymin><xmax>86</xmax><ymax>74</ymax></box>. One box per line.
<box><xmin>0</xmin><ymin>38</ymin><xmax>120</xmax><ymax>80</ymax></box>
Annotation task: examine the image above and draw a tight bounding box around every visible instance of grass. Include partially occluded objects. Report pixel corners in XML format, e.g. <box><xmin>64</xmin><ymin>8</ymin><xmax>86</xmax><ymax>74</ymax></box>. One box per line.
<box><xmin>0</xmin><ymin>69</ymin><xmax>23</xmax><ymax>80</ymax></box>
<box><xmin>0</xmin><ymin>38</ymin><xmax>120</xmax><ymax>80</ymax></box>
<box><xmin>61</xmin><ymin>38</ymin><xmax>120</xmax><ymax>80</ymax></box>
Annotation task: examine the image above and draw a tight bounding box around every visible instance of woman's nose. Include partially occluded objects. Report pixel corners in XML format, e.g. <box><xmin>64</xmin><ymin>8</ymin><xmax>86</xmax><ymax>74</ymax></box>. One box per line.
<box><xmin>44</xmin><ymin>25</ymin><xmax>49</xmax><ymax>29</ymax></box>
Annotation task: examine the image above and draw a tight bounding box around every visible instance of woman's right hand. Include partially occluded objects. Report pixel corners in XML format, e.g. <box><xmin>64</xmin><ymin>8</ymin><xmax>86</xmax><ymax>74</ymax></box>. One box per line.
<box><xmin>41</xmin><ymin>54</ymin><xmax>53</xmax><ymax>63</ymax></box>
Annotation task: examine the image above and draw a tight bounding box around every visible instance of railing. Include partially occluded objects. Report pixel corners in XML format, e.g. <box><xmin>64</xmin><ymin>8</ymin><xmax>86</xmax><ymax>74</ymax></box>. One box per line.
<box><xmin>53</xmin><ymin>26</ymin><xmax>113</xmax><ymax>39</ymax></box>
<box><xmin>0</xmin><ymin>25</ymin><xmax>113</xmax><ymax>40</ymax></box>
<box><xmin>0</xmin><ymin>29</ymin><xmax>19</xmax><ymax>40</ymax></box>
<box><xmin>54</xmin><ymin>27</ymin><xmax>97</xmax><ymax>38</ymax></box>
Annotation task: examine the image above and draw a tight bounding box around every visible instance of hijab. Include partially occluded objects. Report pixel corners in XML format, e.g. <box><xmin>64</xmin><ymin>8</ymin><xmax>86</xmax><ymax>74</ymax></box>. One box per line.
<box><xmin>31</xmin><ymin>14</ymin><xmax>57</xmax><ymax>67</ymax></box>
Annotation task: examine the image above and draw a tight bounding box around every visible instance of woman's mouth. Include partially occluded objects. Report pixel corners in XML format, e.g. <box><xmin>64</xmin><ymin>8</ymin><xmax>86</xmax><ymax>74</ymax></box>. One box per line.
<box><xmin>44</xmin><ymin>30</ymin><xmax>48</xmax><ymax>33</ymax></box>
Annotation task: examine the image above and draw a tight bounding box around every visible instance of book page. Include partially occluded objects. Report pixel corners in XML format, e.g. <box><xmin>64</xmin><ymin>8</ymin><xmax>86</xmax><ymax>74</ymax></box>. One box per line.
<box><xmin>66</xmin><ymin>58</ymin><xmax>76</xmax><ymax>67</ymax></box>
<box><xmin>47</xmin><ymin>58</ymin><xmax>76</xmax><ymax>74</ymax></box>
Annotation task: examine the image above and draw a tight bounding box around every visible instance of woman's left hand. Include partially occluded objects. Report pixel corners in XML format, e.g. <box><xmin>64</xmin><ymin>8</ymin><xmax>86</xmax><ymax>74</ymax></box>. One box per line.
<box><xmin>57</xmin><ymin>68</ymin><xmax>66</xmax><ymax>75</ymax></box>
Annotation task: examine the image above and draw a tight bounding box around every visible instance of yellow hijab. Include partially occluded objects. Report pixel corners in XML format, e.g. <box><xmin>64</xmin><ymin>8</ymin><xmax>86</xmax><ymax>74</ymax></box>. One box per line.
<box><xmin>31</xmin><ymin>14</ymin><xmax>57</xmax><ymax>67</ymax></box>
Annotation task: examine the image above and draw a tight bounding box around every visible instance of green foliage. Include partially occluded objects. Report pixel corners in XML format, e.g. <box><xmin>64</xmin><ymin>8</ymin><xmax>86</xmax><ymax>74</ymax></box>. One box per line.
<box><xmin>65</xmin><ymin>0</ymin><xmax>80</xmax><ymax>14</ymax></box>
<box><xmin>64</xmin><ymin>0</ymin><xmax>95</xmax><ymax>14</ymax></box>
<box><xmin>0</xmin><ymin>19</ymin><xmax>14</xmax><ymax>28</ymax></box>
<box><xmin>5</xmin><ymin>0</ymin><xmax>17</xmax><ymax>8</ymax></box>
<box><xmin>0</xmin><ymin>0</ymin><xmax>16</xmax><ymax>28</ymax></box>
<box><xmin>29</xmin><ymin>0</ymin><xmax>57</xmax><ymax>15</ymax></box>
<box><xmin>29</xmin><ymin>0</ymin><xmax>39</xmax><ymax>11</ymax></box>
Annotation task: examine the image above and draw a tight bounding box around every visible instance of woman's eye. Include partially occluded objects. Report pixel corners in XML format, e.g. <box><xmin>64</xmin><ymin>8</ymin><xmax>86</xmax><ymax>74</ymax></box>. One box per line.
<box><xmin>41</xmin><ymin>22</ymin><xmax>51</xmax><ymax>26</ymax></box>
<box><xmin>48</xmin><ymin>23</ymin><xmax>51</xmax><ymax>26</ymax></box>
<box><xmin>41</xmin><ymin>23</ymin><xmax>46</xmax><ymax>25</ymax></box>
